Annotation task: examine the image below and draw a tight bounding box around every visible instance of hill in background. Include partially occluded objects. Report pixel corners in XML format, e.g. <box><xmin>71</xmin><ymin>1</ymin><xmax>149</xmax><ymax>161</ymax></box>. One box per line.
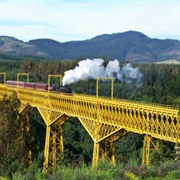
<box><xmin>1</xmin><ymin>31</ymin><xmax>180</xmax><ymax>63</ymax></box>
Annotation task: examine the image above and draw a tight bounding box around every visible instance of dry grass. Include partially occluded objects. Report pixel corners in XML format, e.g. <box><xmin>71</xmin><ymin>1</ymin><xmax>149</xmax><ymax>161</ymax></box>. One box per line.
<box><xmin>156</xmin><ymin>59</ymin><xmax>180</xmax><ymax>64</ymax></box>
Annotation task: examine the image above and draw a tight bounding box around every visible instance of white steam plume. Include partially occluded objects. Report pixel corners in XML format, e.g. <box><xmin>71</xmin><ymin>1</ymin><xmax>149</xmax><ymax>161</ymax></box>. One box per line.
<box><xmin>62</xmin><ymin>58</ymin><xmax>143</xmax><ymax>85</ymax></box>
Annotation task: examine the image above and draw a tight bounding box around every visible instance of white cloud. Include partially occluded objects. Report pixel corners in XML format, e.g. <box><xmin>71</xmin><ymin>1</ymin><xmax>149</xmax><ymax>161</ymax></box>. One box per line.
<box><xmin>0</xmin><ymin>0</ymin><xmax>180</xmax><ymax>42</ymax></box>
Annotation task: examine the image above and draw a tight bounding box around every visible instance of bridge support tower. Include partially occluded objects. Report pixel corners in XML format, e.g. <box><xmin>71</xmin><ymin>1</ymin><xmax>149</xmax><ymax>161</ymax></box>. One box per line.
<box><xmin>142</xmin><ymin>135</ymin><xmax>159</xmax><ymax>165</ymax></box>
<box><xmin>37</xmin><ymin>107</ymin><xmax>70</xmax><ymax>172</ymax></box>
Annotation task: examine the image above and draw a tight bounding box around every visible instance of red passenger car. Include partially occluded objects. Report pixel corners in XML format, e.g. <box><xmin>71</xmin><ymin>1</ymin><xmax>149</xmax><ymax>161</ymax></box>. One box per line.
<box><xmin>15</xmin><ymin>81</ymin><xmax>25</xmax><ymax>88</ymax></box>
<box><xmin>35</xmin><ymin>83</ymin><xmax>48</xmax><ymax>91</ymax></box>
<box><xmin>24</xmin><ymin>82</ymin><xmax>36</xmax><ymax>89</ymax></box>
<box><xmin>6</xmin><ymin>80</ymin><xmax>15</xmax><ymax>87</ymax></box>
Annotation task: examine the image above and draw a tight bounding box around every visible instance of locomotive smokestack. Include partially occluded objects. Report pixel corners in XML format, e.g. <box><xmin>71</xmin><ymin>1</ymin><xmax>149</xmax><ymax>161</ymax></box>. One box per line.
<box><xmin>62</xmin><ymin>58</ymin><xmax>143</xmax><ymax>86</ymax></box>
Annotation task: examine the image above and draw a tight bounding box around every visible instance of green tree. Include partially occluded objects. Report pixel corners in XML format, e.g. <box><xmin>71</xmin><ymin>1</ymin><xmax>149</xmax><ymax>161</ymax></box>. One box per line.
<box><xmin>0</xmin><ymin>93</ymin><xmax>30</xmax><ymax>177</ymax></box>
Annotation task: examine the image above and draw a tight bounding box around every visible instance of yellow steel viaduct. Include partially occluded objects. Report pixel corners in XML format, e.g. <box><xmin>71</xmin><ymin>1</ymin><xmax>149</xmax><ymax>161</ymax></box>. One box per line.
<box><xmin>0</xmin><ymin>74</ymin><xmax>179</xmax><ymax>172</ymax></box>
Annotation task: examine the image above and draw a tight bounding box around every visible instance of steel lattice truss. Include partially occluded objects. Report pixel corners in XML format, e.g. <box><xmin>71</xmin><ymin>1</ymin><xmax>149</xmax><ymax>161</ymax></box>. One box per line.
<box><xmin>0</xmin><ymin>84</ymin><xmax>179</xmax><ymax>172</ymax></box>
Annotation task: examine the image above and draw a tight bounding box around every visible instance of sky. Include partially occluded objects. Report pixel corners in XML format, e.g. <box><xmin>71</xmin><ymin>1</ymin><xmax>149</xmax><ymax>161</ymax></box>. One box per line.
<box><xmin>0</xmin><ymin>0</ymin><xmax>180</xmax><ymax>42</ymax></box>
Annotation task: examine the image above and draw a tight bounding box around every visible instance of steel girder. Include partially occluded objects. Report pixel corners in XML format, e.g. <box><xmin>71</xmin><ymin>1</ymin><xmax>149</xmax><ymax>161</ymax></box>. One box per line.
<box><xmin>37</xmin><ymin>107</ymin><xmax>70</xmax><ymax>172</ymax></box>
<box><xmin>78</xmin><ymin>117</ymin><xmax>128</xmax><ymax>167</ymax></box>
<box><xmin>0</xmin><ymin>85</ymin><xmax>179</xmax><ymax>170</ymax></box>
<box><xmin>142</xmin><ymin>135</ymin><xmax>160</xmax><ymax>165</ymax></box>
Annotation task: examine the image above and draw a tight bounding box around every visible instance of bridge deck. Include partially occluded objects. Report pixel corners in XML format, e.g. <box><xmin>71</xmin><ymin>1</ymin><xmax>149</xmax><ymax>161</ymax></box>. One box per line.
<box><xmin>0</xmin><ymin>84</ymin><xmax>179</xmax><ymax>143</ymax></box>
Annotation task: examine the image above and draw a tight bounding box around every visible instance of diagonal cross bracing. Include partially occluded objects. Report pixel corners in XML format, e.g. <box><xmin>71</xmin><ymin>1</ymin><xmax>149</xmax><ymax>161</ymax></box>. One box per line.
<box><xmin>0</xmin><ymin>85</ymin><xmax>179</xmax><ymax>170</ymax></box>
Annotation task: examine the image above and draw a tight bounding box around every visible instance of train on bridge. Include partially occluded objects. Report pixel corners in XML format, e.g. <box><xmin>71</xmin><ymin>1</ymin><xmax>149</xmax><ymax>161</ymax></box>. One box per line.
<box><xmin>0</xmin><ymin>75</ymin><xmax>179</xmax><ymax>171</ymax></box>
<box><xmin>6</xmin><ymin>80</ymin><xmax>72</xmax><ymax>94</ymax></box>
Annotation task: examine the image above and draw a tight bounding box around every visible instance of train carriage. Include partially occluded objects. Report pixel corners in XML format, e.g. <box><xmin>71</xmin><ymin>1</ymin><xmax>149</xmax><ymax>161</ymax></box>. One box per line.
<box><xmin>6</xmin><ymin>81</ymin><xmax>72</xmax><ymax>94</ymax></box>
<box><xmin>24</xmin><ymin>82</ymin><xmax>36</xmax><ymax>89</ymax></box>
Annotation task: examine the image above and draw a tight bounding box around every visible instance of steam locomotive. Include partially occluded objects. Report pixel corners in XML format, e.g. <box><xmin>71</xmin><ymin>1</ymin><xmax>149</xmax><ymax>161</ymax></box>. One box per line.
<box><xmin>6</xmin><ymin>80</ymin><xmax>72</xmax><ymax>94</ymax></box>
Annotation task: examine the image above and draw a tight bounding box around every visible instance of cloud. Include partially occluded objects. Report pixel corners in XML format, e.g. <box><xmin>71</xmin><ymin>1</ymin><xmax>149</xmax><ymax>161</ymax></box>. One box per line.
<box><xmin>0</xmin><ymin>0</ymin><xmax>180</xmax><ymax>42</ymax></box>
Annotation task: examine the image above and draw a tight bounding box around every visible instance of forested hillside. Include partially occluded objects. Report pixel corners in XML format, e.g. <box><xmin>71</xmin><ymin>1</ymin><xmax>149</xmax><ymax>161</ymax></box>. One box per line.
<box><xmin>1</xmin><ymin>31</ymin><xmax>180</xmax><ymax>63</ymax></box>
<box><xmin>0</xmin><ymin>57</ymin><xmax>180</xmax><ymax>179</ymax></box>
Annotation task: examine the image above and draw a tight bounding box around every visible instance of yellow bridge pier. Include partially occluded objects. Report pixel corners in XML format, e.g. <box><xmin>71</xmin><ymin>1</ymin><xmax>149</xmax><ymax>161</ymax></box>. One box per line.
<box><xmin>0</xmin><ymin>83</ymin><xmax>179</xmax><ymax>172</ymax></box>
